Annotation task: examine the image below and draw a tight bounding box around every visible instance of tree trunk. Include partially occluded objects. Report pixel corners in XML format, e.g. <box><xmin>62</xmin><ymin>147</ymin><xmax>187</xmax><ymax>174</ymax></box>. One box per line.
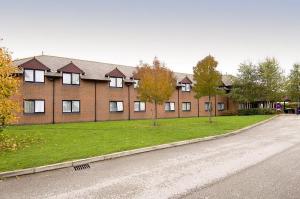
<box><xmin>153</xmin><ymin>100</ymin><xmax>157</xmax><ymax>126</ymax></box>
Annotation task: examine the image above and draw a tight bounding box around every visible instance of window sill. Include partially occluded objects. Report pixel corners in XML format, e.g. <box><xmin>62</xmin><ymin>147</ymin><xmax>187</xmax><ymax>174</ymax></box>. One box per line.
<box><xmin>24</xmin><ymin>112</ymin><xmax>45</xmax><ymax>115</ymax></box>
<box><xmin>62</xmin><ymin>112</ymin><xmax>80</xmax><ymax>114</ymax></box>
<box><xmin>62</xmin><ymin>84</ymin><xmax>80</xmax><ymax>86</ymax></box>
<box><xmin>24</xmin><ymin>81</ymin><xmax>45</xmax><ymax>84</ymax></box>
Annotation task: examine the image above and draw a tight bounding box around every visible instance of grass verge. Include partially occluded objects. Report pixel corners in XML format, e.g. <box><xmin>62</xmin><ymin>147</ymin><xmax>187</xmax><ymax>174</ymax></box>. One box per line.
<box><xmin>0</xmin><ymin>115</ymin><xmax>272</xmax><ymax>172</ymax></box>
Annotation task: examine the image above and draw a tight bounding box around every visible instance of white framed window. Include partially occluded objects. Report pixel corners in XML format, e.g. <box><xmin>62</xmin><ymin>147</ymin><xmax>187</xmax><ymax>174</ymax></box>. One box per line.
<box><xmin>181</xmin><ymin>84</ymin><xmax>191</xmax><ymax>92</ymax></box>
<box><xmin>134</xmin><ymin>101</ymin><xmax>146</xmax><ymax>112</ymax></box>
<box><xmin>133</xmin><ymin>80</ymin><xmax>139</xmax><ymax>88</ymax></box>
<box><xmin>63</xmin><ymin>73</ymin><xmax>80</xmax><ymax>85</ymax></box>
<box><xmin>110</xmin><ymin>101</ymin><xmax>124</xmax><ymax>112</ymax></box>
<box><xmin>35</xmin><ymin>100</ymin><xmax>45</xmax><ymax>113</ymax></box>
<box><xmin>24</xmin><ymin>69</ymin><xmax>34</xmax><ymax>82</ymax></box>
<box><xmin>205</xmin><ymin>102</ymin><xmax>212</xmax><ymax>111</ymax></box>
<box><xmin>24</xmin><ymin>100</ymin><xmax>45</xmax><ymax>113</ymax></box>
<box><xmin>62</xmin><ymin>100</ymin><xmax>80</xmax><ymax>113</ymax></box>
<box><xmin>72</xmin><ymin>73</ymin><xmax>80</xmax><ymax>85</ymax></box>
<box><xmin>165</xmin><ymin>102</ymin><xmax>175</xmax><ymax>112</ymax></box>
<box><xmin>72</xmin><ymin>101</ymin><xmax>80</xmax><ymax>112</ymax></box>
<box><xmin>182</xmin><ymin>102</ymin><xmax>191</xmax><ymax>111</ymax></box>
<box><xmin>218</xmin><ymin>103</ymin><xmax>225</xmax><ymax>111</ymax></box>
<box><xmin>109</xmin><ymin>77</ymin><xmax>123</xmax><ymax>88</ymax></box>
<box><xmin>63</xmin><ymin>73</ymin><xmax>71</xmax><ymax>84</ymax></box>
<box><xmin>24</xmin><ymin>69</ymin><xmax>44</xmax><ymax>83</ymax></box>
<box><xmin>35</xmin><ymin>70</ymin><xmax>45</xmax><ymax>82</ymax></box>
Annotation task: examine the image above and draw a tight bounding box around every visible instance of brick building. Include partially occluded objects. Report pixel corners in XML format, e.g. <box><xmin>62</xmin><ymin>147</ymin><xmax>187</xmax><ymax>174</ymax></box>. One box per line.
<box><xmin>13</xmin><ymin>55</ymin><xmax>238</xmax><ymax>125</ymax></box>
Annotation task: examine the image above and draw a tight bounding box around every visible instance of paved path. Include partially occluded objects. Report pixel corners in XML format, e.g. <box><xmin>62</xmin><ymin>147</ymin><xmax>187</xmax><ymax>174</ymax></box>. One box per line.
<box><xmin>0</xmin><ymin>115</ymin><xmax>299</xmax><ymax>199</ymax></box>
<box><xmin>177</xmin><ymin>142</ymin><xmax>300</xmax><ymax>199</ymax></box>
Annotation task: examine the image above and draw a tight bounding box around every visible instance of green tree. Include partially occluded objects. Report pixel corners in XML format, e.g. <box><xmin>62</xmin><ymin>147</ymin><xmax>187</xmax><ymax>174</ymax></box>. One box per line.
<box><xmin>193</xmin><ymin>55</ymin><xmax>222</xmax><ymax>123</ymax></box>
<box><xmin>258</xmin><ymin>58</ymin><xmax>284</xmax><ymax>107</ymax></box>
<box><xmin>134</xmin><ymin>58</ymin><xmax>176</xmax><ymax>126</ymax></box>
<box><xmin>230</xmin><ymin>62</ymin><xmax>260</xmax><ymax>108</ymax></box>
<box><xmin>286</xmin><ymin>64</ymin><xmax>300</xmax><ymax>108</ymax></box>
<box><xmin>0</xmin><ymin>47</ymin><xmax>20</xmax><ymax>132</ymax></box>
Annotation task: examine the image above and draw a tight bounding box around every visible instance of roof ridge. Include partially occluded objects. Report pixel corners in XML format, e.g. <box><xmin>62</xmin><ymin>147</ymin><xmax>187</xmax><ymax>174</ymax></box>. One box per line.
<box><xmin>13</xmin><ymin>54</ymin><xmax>233</xmax><ymax>78</ymax></box>
<box><xmin>34</xmin><ymin>54</ymin><xmax>137</xmax><ymax>69</ymax></box>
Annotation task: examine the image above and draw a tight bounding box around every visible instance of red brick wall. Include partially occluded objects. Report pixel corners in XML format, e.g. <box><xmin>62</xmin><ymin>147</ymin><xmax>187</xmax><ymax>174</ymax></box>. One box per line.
<box><xmin>54</xmin><ymin>78</ymin><xmax>95</xmax><ymax>123</ymax></box>
<box><xmin>15</xmin><ymin>76</ymin><xmax>238</xmax><ymax>125</ymax></box>
<box><xmin>96</xmin><ymin>81</ymin><xmax>129</xmax><ymax>121</ymax></box>
<box><xmin>15</xmin><ymin>77</ymin><xmax>53</xmax><ymax>124</ymax></box>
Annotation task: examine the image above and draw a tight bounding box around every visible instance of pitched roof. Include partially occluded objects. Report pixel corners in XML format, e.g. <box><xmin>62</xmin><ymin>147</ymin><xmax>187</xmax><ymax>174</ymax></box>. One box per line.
<box><xmin>13</xmin><ymin>55</ymin><xmax>234</xmax><ymax>86</ymax></box>
<box><xmin>57</xmin><ymin>62</ymin><xmax>84</xmax><ymax>74</ymax></box>
<box><xmin>179</xmin><ymin>76</ymin><xmax>193</xmax><ymax>84</ymax></box>
<box><xmin>105</xmin><ymin>68</ymin><xmax>126</xmax><ymax>78</ymax></box>
<box><xmin>19</xmin><ymin>57</ymin><xmax>50</xmax><ymax>71</ymax></box>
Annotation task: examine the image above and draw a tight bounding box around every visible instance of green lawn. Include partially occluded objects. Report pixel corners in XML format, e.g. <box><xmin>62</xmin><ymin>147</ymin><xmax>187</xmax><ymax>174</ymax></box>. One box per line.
<box><xmin>0</xmin><ymin>115</ymin><xmax>272</xmax><ymax>172</ymax></box>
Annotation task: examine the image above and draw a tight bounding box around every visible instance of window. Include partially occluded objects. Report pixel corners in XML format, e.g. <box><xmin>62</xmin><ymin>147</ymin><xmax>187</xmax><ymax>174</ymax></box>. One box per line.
<box><xmin>62</xmin><ymin>100</ymin><xmax>80</xmax><ymax>113</ymax></box>
<box><xmin>110</xmin><ymin>101</ymin><xmax>124</xmax><ymax>112</ymax></box>
<box><xmin>24</xmin><ymin>69</ymin><xmax>44</xmax><ymax>83</ymax></box>
<box><xmin>218</xmin><ymin>102</ymin><xmax>225</xmax><ymax>111</ymax></box>
<box><xmin>134</xmin><ymin>101</ymin><xmax>146</xmax><ymax>112</ymax></box>
<box><xmin>62</xmin><ymin>73</ymin><xmax>71</xmax><ymax>84</ymax></box>
<box><xmin>182</xmin><ymin>102</ymin><xmax>191</xmax><ymax>111</ymax></box>
<box><xmin>165</xmin><ymin>102</ymin><xmax>175</xmax><ymax>112</ymax></box>
<box><xmin>24</xmin><ymin>100</ymin><xmax>45</xmax><ymax>113</ymax></box>
<box><xmin>63</xmin><ymin>73</ymin><xmax>80</xmax><ymax>85</ymax></box>
<box><xmin>133</xmin><ymin>80</ymin><xmax>139</xmax><ymax>88</ymax></box>
<box><xmin>109</xmin><ymin>77</ymin><xmax>123</xmax><ymax>88</ymax></box>
<box><xmin>205</xmin><ymin>102</ymin><xmax>212</xmax><ymax>111</ymax></box>
<box><xmin>24</xmin><ymin>69</ymin><xmax>34</xmax><ymax>82</ymax></box>
<box><xmin>181</xmin><ymin>84</ymin><xmax>191</xmax><ymax>92</ymax></box>
<box><xmin>35</xmin><ymin>70</ymin><xmax>45</xmax><ymax>82</ymax></box>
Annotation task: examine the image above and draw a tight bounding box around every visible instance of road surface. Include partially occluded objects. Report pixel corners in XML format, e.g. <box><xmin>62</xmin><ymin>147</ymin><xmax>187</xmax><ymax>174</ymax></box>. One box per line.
<box><xmin>0</xmin><ymin>115</ymin><xmax>299</xmax><ymax>199</ymax></box>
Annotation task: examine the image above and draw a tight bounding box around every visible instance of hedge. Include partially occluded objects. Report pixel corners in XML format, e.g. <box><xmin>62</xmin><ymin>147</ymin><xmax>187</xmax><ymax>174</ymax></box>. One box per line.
<box><xmin>238</xmin><ymin>108</ymin><xmax>276</xmax><ymax>115</ymax></box>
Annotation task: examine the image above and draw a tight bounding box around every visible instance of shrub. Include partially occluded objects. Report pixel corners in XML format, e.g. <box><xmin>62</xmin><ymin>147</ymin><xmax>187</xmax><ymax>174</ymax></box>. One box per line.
<box><xmin>238</xmin><ymin>108</ymin><xmax>276</xmax><ymax>116</ymax></box>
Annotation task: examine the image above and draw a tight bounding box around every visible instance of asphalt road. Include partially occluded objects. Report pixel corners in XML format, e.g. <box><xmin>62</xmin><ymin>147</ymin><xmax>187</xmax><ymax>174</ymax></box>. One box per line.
<box><xmin>0</xmin><ymin>115</ymin><xmax>299</xmax><ymax>199</ymax></box>
<box><xmin>176</xmin><ymin>142</ymin><xmax>300</xmax><ymax>199</ymax></box>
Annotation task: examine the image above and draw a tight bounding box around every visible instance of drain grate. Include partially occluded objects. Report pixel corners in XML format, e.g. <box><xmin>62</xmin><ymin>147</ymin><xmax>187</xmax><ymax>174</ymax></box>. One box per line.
<box><xmin>74</xmin><ymin>163</ymin><xmax>90</xmax><ymax>171</ymax></box>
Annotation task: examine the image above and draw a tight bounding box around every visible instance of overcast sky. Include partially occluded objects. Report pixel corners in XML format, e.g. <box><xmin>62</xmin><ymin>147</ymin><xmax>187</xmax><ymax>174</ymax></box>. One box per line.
<box><xmin>1</xmin><ymin>0</ymin><xmax>299</xmax><ymax>74</ymax></box>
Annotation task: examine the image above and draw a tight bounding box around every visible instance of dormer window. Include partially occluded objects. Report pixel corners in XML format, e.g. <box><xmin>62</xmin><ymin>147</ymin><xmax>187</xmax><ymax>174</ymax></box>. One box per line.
<box><xmin>109</xmin><ymin>77</ymin><xmax>123</xmax><ymax>88</ymax></box>
<box><xmin>20</xmin><ymin>57</ymin><xmax>49</xmax><ymax>83</ymax></box>
<box><xmin>181</xmin><ymin>83</ymin><xmax>191</xmax><ymax>92</ymax></box>
<box><xmin>58</xmin><ymin>62</ymin><xmax>84</xmax><ymax>85</ymax></box>
<box><xmin>63</xmin><ymin>73</ymin><xmax>80</xmax><ymax>85</ymax></box>
<box><xmin>179</xmin><ymin>77</ymin><xmax>192</xmax><ymax>92</ymax></box>
<box><xmin>106</xmin><ymin>68</ymin><xmax>126</xmax><ymax>88</ymax></box>
<box><xmin>24</xmin><ymin>69</ymin><xmax>45</xmax><ymax>83</ymax></box>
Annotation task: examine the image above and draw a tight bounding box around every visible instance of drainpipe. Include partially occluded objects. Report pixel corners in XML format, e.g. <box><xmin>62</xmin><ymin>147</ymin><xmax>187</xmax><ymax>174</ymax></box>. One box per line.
<box><xmin>94</xmin><ymin>81</ymin><xmax>97</xmax><ymax>122</ymax></box>
<box><xmin>177</xmin><ymin>88</ymin><xmax>180</xmax><ymax>118</ymax></box>
<box><xmin>52</xmin><ymin>78</ymin><xmax>55</xmax><ymax>124</ymax></box>
<box><xmin>128</xmin><ymin>85</ymin><xmax>131</xmax><ymax>120</ymax></box>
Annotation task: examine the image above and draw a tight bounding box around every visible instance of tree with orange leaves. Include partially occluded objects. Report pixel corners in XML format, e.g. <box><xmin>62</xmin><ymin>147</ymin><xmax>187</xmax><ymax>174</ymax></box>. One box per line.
<box><xmin>134</xmin><ymin>58</ymin><xmax>176</xmax><ymax>126</ymax></box>
<box><xmin>0</xmin><ymin>47</ymin><xmax>20</xmax><ymax>131</ymax></box>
